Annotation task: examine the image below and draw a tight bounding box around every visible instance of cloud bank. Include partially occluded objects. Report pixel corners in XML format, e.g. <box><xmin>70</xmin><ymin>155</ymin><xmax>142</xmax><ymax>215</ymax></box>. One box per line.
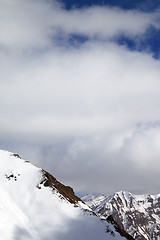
<box><xmin>0</xmin><ymin>0</ymin><xmax>160</xmax><ymax>195</ymax></box>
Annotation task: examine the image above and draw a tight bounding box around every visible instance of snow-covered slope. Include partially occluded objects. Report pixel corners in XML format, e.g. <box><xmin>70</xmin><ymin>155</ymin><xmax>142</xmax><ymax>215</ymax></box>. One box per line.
<box><xmin>82</xmin><ymin>191</ymin><xmax>160</xmax><ymax>240</ymax></box>
<box><xmin>0</xmin><ymin>150</ymin><xmax>125</xmax><ymax>240</ymax></box>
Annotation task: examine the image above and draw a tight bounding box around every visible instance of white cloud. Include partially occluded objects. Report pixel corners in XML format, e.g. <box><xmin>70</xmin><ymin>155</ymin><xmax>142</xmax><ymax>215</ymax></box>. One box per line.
<box><xmin>0</xmin><ymin>0</ymin><xmax>160</xmax><ymax>195</ymax></box>
<box><xmin>120</xmin><ymin>125</ymin><xmax>160</xmax><ymax>170</ymax></box>
<box><xmin>1</xmin><ymin>42</ymin><xmax>160</xmax><ymax>140</ymax></box>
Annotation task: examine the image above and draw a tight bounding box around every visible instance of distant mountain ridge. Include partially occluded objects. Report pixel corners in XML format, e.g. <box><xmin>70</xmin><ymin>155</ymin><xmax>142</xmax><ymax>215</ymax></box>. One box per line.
<box><xmin>82</xmin><ymin>191</ymin><xmax>160</xmax><ymax>239</ymax></box>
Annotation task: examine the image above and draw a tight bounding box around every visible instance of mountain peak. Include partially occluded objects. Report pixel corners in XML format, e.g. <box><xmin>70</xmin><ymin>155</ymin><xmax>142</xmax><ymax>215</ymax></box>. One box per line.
<box><xmin>83</xmin><ymin>190</ymin><xmax>160</xmax><ymax>239</ymax></box>
<box><xmin>0</xmin><ymin>150</ymin><xmax>126</xmax><ymax>240</ymax></box>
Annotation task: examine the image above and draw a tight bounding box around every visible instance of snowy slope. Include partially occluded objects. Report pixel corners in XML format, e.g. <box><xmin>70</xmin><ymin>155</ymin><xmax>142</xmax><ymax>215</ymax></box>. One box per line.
<box><xmin>0</xmin><ymin>150</ymin><xmax>125</xmax><ymax>240</ymax></box>
<box><xmin>82</xmin><ymin>191</ymin><xmax>160</xmax><ymax>240</ymax></box>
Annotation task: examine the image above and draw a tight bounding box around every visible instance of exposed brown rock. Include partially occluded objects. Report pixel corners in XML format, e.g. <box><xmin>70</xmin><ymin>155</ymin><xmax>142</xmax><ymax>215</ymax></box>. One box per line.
<box><xmin>12</xmin><ymin>153</ymin><xmax>21</xmax><ymax>159</ymax></box>
<box><xmin>40</xmin><ymin>169</ymin><xmax>82</xmax><ymax>205</ymax></box>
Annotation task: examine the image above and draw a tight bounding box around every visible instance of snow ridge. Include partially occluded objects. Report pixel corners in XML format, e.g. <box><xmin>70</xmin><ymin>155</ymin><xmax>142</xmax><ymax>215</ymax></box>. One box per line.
<box><xmin>0</xmin><ymin>150</ymin><xmax>125</xmax><ymax>240</ymax></box>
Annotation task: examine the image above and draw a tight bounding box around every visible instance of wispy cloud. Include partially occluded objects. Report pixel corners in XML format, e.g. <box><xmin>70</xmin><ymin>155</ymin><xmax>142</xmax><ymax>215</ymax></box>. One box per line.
<box><xmin>0</xmin><ymin>0</ymin><xmax>159</xmax><ymax>49</ymax></box>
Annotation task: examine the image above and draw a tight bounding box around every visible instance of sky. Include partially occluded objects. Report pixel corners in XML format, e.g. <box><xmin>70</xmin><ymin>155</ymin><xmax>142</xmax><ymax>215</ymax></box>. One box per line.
<box><xmin>0</xmin><ymin>0</ymin><xmax>160</xmax><ymax>196</ymax></box>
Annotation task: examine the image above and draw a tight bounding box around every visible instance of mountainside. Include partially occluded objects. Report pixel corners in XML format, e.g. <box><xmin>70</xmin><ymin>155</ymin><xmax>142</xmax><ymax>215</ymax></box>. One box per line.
<box><xmin>0</xmin><ymin>150</ymin><xmax>125</xmax><ymax>240</ymax></box>
<box><xmin>82</xmin><ymin>191</ymin><xmax>160</xmax><ymax>240</ymax></box>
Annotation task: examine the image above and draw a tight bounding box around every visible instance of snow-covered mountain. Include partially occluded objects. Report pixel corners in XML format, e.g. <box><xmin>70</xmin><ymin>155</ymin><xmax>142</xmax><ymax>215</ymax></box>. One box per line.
<box><xmin>82</xmin><ymin>191</ymin><xmax>160</xmax><ymax>240</ymax></box>
<box><xmin>0</xmin><ymin>150</ymin><xmax>126</xmax><ymax>240</ymax></box>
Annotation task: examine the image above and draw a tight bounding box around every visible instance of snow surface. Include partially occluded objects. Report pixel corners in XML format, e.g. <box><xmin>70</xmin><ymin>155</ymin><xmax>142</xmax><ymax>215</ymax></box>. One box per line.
<box><xmin>0</xmin><ymin>150</ymin><xmax>124</xmax><ymax>240</ymax></box>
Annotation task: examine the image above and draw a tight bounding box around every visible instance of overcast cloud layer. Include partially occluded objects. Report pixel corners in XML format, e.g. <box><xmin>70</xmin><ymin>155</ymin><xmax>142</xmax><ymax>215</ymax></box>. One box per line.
<box><xmin>1</xmin><ymin>0</ymin><xmax>160</xmax><ymax>195</ymax></box>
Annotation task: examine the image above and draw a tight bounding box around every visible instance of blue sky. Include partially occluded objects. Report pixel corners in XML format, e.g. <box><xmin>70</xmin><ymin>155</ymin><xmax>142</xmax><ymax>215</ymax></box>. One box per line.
<box><xmin>60</xmin><ymin>0</ymin><xmax>160</xmax><ymax>58</ymax></box>
<box><xmin>61</xmin><ymin>0</ymin><xmax>160</xmax><ymax>11</ymax></box>
<box><xmin>0</xmin><ymin>0</ymin><xmax>160</xmax><ymax>195</ymax></box>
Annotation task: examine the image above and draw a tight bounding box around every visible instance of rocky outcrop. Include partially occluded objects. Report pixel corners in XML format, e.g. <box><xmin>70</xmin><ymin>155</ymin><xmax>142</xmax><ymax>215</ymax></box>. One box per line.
<box><xmin>39</xmin><ymin>169</ymin><xmax>82</xmax><ymax>204</ymax></box>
